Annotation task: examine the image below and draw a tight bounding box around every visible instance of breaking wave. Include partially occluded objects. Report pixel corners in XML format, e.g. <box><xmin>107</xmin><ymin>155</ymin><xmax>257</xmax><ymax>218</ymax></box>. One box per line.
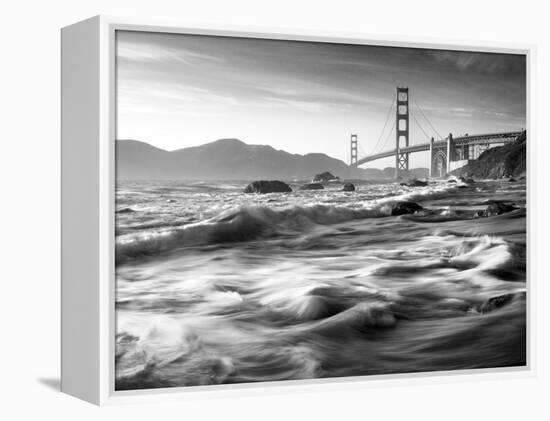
<box><xmin>115</xmin><ymin>179</ymin><xmax>527</xmax><ymax>389</ymax></box>
<box><xmin>116</xmin><ymin>183</ymin><xmax>483</xmax><ymax>262</ymax></box>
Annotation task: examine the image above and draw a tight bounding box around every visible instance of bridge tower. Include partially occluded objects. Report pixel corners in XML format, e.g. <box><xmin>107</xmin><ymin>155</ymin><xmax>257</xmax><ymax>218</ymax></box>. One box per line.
<box><xmin>350</xmin><ymin>133</ymin><xmax>358</xmax><ymax>166</ymax></box>
<box><xmin>429</xmin><ymin>137</ymin><xmax>434</xmax><ymax>178</ymax></box>
<box><xmin>395</xmin><ymin>87</ymin><xmax>409</xmax><ymax>179</ymax></box>
<box><xmin>446</xmin><ymin>133</ymin><xmax>454</xmax><ymax>175</ymax></box>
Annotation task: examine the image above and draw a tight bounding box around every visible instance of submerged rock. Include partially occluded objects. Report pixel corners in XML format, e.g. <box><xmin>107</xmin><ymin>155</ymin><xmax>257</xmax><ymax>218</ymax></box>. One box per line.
<box><xmin>116</xmin><ymin>207</ymin><xmax>135</xmax><ymax>214</ymax></box>
<box><xmin>481</xmin><ymin>200</ymin><xmax>519</xmax><ymax>217</ymax></box>
<box><xmin>313</xmin><ymin>171</ymin><xmax>339</xmax><ymax>182</ymax></box>
<box><xmin>400</xmin><ymin>179</ymin><xmax>428</xmax><ymax>187</ymax></box>
<box><xmin>299</xmin><ymin>183</ymin><xmax>324</xmax><ymax>190</ymax></box>
<box><xmin>479</xmin><ymin>291</ymin><xmax>526</xmax><ymax>314</ymax></box>
<box><xmin>447</xmin><ymin>179</ymin><xmax>457</xmax><ymax>183</ymax></box>
<box><xmin>391</xmin><ymin>201</ymin><xmax>423</xmax><ymax>216</ymax></box>
<box><xmin>509</xmin><ymin>177</ymin><xmax>517</xmax><ymax>182</ymax></box>
<box><xmin>243</xmin><ymin>180</ymin><xmax>292</xmax><ymax>194</ymax></box>
<box><xmin>342</xmin><ymin>183</ymin><xmax>355</xmax><ymax>192</ymax></box>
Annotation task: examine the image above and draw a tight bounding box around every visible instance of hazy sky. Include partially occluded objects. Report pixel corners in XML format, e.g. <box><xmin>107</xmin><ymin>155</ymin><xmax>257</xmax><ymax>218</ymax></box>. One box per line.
<box><xmin>116</xmin><ymin>30</ymin><xmax>526</xmax><ymax>168</ymax></box>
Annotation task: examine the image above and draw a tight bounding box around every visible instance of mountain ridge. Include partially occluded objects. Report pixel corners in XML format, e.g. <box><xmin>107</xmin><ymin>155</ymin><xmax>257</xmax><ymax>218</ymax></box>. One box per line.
<box><xmin>116</xmin><ymin>138</ymin><xmax>428</xmax><ymax>181</ymax></box>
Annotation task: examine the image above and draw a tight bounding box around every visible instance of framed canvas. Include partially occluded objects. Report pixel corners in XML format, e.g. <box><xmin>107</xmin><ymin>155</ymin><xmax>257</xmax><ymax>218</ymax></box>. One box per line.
<box><xmin>61</xmin><ymin>15</ymin><xmax>534</xmax><ymax>405</ymax></box>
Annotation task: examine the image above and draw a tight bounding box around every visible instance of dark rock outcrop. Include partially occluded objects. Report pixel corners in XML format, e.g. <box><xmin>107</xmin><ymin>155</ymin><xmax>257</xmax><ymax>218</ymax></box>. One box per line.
<box><xmin>342</xmin><ymin>183</ymin><xmax>355</xmax><ymax>192</ymax></box>
<box><xmin>243</xmin><ymin>180</ymin><xmax>292</xmax><ymax>194</ymax></box>
<box><xmin>299</xmin><ymin>183</ymin><xmax>324</xmax><ymax>190</ymax></box>
<box><xmin>481</xmin><ymin>200</ymin><xmax>519</xmax><ymax>217</ymax></box>
<box><xmin>116</xmin><ymin>207</ymin><xmax>135</xmax><ymax>214</ymax></box>
<box><xmin>391</xmin><ymin>201</ymin><xmax>423</xmax><ymax>216</ymax></box>
<box><xmin>451</xmin><ymin>131</ymin><xmax>526</xmax><ymax>179</ymax></box>
<box><xmin>479</xmin><ymin>291</ymin><xmax>526</xmax><ymax>314</ymax></box>
<box><xmin>447</xmin><ymin>179</ymin><xmax>457</xmax><ymax>183</ymax></box>
<box><xmin>459</xmin><ymin>176</ymin><xmax>475</xmax><ymax>184</ymax></box>
<box><xmin>508</xmin><ymin>177</ymin><xmax>517</xmax><ymax>182</ymax></box>
<box><xmin>313</xmin><ymin>171</ymin><xmax>339</xmax><ymax>182</ymax></box>
<box><xmin>400</xmin><ymin>179</ymin><xmax>428</xmax><ymax>187</ymax></box>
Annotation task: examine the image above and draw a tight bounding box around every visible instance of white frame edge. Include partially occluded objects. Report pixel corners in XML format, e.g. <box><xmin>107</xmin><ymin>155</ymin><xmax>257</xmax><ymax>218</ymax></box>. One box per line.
<box><xmin>61</xmin><ymin>15</ymin><xmax>536</xmax><ymax>406</ymax></box>
<box><xmin>61</xmin><ymin>16</ymin><xmax>101</xmax><ymax>404</ymax></box>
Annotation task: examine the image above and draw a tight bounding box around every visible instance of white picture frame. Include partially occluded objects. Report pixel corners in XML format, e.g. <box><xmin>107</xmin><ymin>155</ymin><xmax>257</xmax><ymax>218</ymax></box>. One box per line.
<box><xmin>61</xmin><ymin>15</ymin><xmax>535</xmax><ymax>405</ymax></box>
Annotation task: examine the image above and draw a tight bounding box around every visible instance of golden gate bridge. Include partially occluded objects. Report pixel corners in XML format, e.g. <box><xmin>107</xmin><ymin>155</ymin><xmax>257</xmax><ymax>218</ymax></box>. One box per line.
<box><xmin>349</xmin><ymin>87</ymin><xmax>523</xmax><ymax>178</ymax></box>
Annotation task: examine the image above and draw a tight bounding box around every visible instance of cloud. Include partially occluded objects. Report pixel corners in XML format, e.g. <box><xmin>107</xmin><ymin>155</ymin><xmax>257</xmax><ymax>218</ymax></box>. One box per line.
<box><xmin>428</xmin><ymin>50</ymin><xmax>525</xmax><ymax>76</ymax></box>
<box><xmin>117</xmin><ymin>42</ymin><xmax>223</xmax><ymax>64</ymax></box>
<box><xmin>115</xmin><ymin>30</ymin><xmax>526</xmax><ymax>160</ymax></box>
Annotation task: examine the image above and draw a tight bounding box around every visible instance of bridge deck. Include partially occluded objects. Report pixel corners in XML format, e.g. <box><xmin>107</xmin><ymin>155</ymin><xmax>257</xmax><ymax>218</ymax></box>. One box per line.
<box><xmin>353</xmin><ymin>131</ymin><xmax>522</xmax><ymax>167</ymax></box>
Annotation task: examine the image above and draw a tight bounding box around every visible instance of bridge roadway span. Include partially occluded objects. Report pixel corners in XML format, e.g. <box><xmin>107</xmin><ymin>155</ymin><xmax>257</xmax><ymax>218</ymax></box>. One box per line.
<box><xmin>353</xmin><ymin>131</ymin><xmax>522</xmax><ymax>167</ymax></box>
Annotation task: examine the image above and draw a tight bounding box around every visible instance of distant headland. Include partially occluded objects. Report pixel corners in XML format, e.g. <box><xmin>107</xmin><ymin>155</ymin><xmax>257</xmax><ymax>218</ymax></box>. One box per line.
<box><xmin>450</xmin><ymin>131</ymin><xmax>526</xmax><ymax>179</ymax></box>
<box><xmin>116</xmin><ymin>138</ymin><xmax>428</xmax><ymax>181</ymax></box>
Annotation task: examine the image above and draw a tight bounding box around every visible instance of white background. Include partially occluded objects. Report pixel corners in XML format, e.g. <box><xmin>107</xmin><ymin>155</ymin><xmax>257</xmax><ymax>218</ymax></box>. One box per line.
<box><xmin>1</xmin><ymin>0</ymin><xmax>548</xmax><ymax>419</ymax></box>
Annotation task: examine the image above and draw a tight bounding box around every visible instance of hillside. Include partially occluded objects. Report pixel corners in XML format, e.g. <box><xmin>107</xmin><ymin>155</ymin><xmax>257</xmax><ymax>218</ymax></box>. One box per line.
<box><xmin>116</xmin><ymin>138</ymin><xmax>427</xmax><ymax>181</ymax></box>
<box><xmin>450</xmin><ymin>131</ymin><xmax>527</xmax><ymax>179</ymax></box>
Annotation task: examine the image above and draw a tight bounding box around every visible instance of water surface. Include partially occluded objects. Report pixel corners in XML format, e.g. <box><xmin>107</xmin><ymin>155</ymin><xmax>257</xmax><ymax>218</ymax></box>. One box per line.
<box><xmin>114</xmin><ymin>179</ymin><xmax>527</xmax><ymax>390</ymax></box>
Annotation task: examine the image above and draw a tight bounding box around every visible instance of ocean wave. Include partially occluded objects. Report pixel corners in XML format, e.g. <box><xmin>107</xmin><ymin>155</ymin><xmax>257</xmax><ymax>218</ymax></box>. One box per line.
<box><xmin>115</xmin><ymin>201</ymin><xmax>408</xmax><ymax>262</ymax></box>
<box><xmin>309</xmin><ymin>302</ymin><xmax>397</xmax><ymax>337</ymax></box>
<box><xmin>116</xmin><ymin>206</ymin><xmax>282</xmax><ymax>262</ymax></box>
<box><xmin>114</xmin><ymin>179</ymin><xmax>527</xmax><ymax>390</ymax></box>
<box><xmin>115</xmin><ymin>183</ymin><xmax>514</xmax><ymax>263</ymax></box>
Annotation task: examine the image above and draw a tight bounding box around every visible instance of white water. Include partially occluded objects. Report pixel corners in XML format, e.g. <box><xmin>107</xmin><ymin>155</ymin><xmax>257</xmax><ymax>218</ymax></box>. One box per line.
<box><xmin>115</xmin><ymin>179</ymin><xmax>526</xmax><ymax>390</ymax></box>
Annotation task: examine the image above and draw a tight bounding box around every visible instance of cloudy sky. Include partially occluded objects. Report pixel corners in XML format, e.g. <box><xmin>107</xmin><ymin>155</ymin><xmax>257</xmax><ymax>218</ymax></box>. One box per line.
<box><xmin>116</xmin><ymin>30</ymin><xmax>526</xmax><ymax>168</ymax></box>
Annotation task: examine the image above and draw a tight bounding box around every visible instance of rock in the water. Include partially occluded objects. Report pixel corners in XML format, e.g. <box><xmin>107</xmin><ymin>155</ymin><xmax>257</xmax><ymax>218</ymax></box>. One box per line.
<box><xmin>457</xmin><ymin>176</ymin><xmax>475</xmax><ymax>184</ymax></box>
<box><xmin>482</xmin><ymin>200</ymin><xmax>518</xmax><ymax>217</ymax></box>
<box><xmin>459</xmin><ymin>175</ymin><xmax>475</xmax><ymax>182</ymax></box>
<box><xmin>116</xmin><ymin>207</ymin><xmax>135</xmax><ymax>214</ymax></box>
<box><xmin>243</xmin><ymin>180</ymin><xmax>292</xmax><ymax>194</ymax></box>
<box><xmin>313</xmin><ymin>171</ymin><xmax>339</xmax><ymax>182</ymax></box>
<box><xmin>342</xmin><ymin>183</ymin><xmax>355</xmax><ymax>192</ymax></box>
<box><xmin>391</xmin><ymin>201</ymin><xmax>423</xmax><ymax>216</ymax></box>
<box><xmin>509</xmin><ymin>177</ymin><xmax>517</xmax><ymax>182</ymax></box>
<box><xmin>479</xmin><ymin>291</ymin><xmax>526</xmax><ymax>314</ymax></box>
<box><xmin>447</xmin><ymin>179</ymin><xmax>457</xmax><ymax>183</ymax></box>
<box><xmin>299</xmin><ymin>183</ymin><xmax>324</xmax><ymax>190</ymax></box>
<box><xmin>400</xmin><ymin>179</ymin><xmax>428</xmax><ymax>187</ymax></box>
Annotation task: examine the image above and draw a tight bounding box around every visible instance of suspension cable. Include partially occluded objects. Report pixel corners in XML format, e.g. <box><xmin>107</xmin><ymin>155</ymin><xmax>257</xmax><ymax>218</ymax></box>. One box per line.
<box><xmin>357</xmin><ymin>141</ymin><xmax>368</xmax><ymax>159</ymax></box>
<box><xmin>413</xmin><ymin>98</ymin><xmax>443</xmax><ymax>140</ymax></box>
<box><xmin>381</xmin><ymin>119</ymin><xmax>396</xmax><ymax>152</ymax></box>
<box><xmin>410</xmin><ymin>110</ymin><xmax>432</xmax><ymax>141</ymax></box>
<box><xmin>369</xmin><ymin>94</ymin><xmax>396</xmax><ymax>155</ymax></box>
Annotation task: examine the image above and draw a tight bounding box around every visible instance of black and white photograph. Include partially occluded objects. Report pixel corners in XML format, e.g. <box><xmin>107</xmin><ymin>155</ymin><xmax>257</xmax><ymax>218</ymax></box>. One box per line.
<box><xmin>113</xmin><ymin>30</ymin><xmax>527</xmax><ymax>391</ymax></box>
<box><xmin>6</xmin><ymin>0</ymin><xmax>550</xmax><ymax>417</ymax></box>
